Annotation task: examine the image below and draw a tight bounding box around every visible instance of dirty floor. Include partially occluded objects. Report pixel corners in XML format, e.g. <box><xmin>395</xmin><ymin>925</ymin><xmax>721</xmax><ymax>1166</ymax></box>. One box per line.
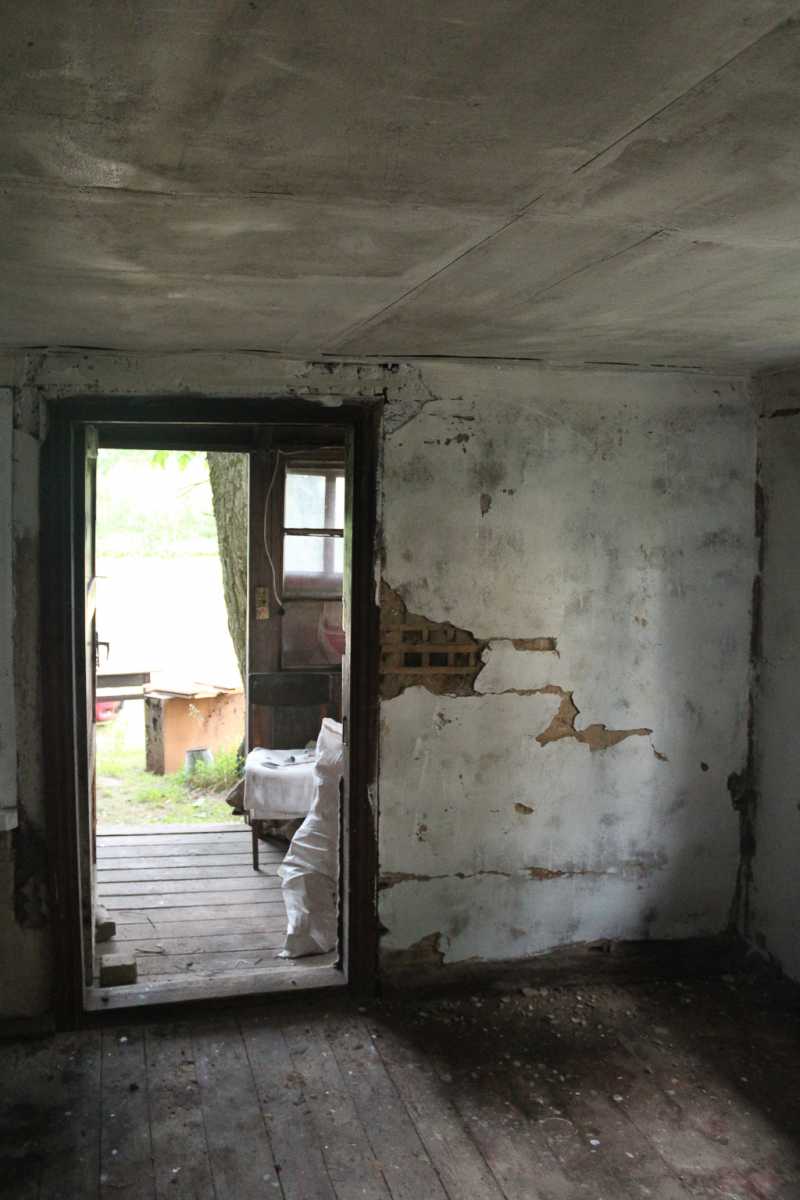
<box><xmin>1</xmin><ymin>968</ymin><xmax>798</xmax><ymax>1199</ymax></box>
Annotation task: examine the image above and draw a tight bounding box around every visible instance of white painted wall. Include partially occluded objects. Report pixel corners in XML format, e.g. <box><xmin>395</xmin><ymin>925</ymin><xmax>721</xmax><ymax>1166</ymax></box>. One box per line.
<box><xmin>379</xmin><ymin>364</ymin><xmax>756</xmax><ymax>964</ymax></box>
<box><xmin>752</xmin><ymin>400</ymin><xmax>800</xmax><ymax>981</ymax></box>
<box><xmin>0</xmin><ymin>352</ymin><xmax>759</xmax><ymax>1016</ymax></box>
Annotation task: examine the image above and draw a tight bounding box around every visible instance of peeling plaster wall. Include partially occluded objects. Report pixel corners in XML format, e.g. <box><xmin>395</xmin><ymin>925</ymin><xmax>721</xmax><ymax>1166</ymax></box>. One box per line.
<box><xmin>751</xmin><ymin>375</ymin><xmax>800</xmax><ymax>981</ymax></box>
<box><xmin>0</xmin><ymin>350</ymin><xmax>757</xmax><ymax>1015</ymax></box>
<box><xmin>379</xmin><ymin>364</ymin><xmax>755</xmax><ymax>967</ymax></box>
<box><xmin>0</xmin><ymin>372</ymin><xmax>50</xmax><ymax>1019</ymax></box>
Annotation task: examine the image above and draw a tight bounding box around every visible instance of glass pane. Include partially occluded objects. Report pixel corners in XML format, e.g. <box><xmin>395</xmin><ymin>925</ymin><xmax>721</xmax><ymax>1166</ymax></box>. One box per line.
<box><xmin>285</xmin><ymin>468</ymin><xmax>343</xmax><ymax>529</ymax></box>
<box><xmin>283</xmin><ymin>534</ymin><xmax>342</xmax><ymax>594</ymax></box>
<box><xmin>284</xmin><ymin>534</ymin><xmax>325</xmax><ymax>575</ymax></box>
<box><xmin>285</xmin><ymin>471</ymin><xmax>326</xmax><ymax>527</ymax></box>
<box><xmin>282</xmin><ymin>600</ymin><xmax>344</xmax><ymax>668</ymax></box>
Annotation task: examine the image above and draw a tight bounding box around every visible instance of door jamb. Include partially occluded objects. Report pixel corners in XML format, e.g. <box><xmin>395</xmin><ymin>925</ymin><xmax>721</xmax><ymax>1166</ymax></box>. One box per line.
<box><xmin>41</xmin><ymin>396</ymin><xmax>380</xmax><ymax>1028</ymax></box>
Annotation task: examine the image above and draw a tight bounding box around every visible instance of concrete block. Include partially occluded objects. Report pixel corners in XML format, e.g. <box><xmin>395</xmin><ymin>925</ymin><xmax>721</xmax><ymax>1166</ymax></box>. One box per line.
<box><xmin>99</xmin><ymin>953</ymin><xmax>137</xmax><ymax>987</ymax></box>
<box><xmin>94</xmin><ymin>905</ymin><xmax>116</xmax><ymax>944</ymax></box>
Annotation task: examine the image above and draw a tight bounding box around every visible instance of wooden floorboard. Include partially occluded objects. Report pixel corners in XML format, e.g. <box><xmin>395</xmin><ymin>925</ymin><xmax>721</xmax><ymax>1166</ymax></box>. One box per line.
<box><xmin>3</xmin><ymin>976</ymin><xmax>800</xmax><ymax>1199</ymax></box>
<box><xmin>99</xmin><ymin>1026</ymin><xmax>155</xmax><ymax>1200</ymax></box>
<box><xmin>191</xmin><ymin>1018</ymin><xmax>283</xmax><ymax>1198</ymax></box>
<box><xmin>94</xmin><ymin>826</ymin><xmax>325</xmax><ymax>1007</ymax></box>
<box><xmin>112</xmin><ymin>901</ymin><xmax>287</xmax><ymax>924</ymax></box>
<box><xmin>111</xmin><ymin>917</ymin><xmax>288</xmax><ymax>942</ymax></box>
<box><xmin>96</xmin><ymin>859</ymin><xmax>266</xmax><ymax>878</ymax></box>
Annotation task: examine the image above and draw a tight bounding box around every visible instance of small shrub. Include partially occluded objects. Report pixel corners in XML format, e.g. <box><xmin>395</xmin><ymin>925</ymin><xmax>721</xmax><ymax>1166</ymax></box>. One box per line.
<box><xmin>182</xmin><ymin>747</ymin><xmax>241</xmax><ymax>793</ymax></box>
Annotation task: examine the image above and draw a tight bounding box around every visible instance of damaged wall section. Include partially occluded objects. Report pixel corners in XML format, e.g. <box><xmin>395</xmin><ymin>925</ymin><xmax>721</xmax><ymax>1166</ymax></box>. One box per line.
<box><xmin>379</xmin><ymin>362</ymin><xmax>755</xmax><ymax>969</ymax></box>
<box><xmin>0</xmin><ymin>381</ymin><xmax>51</xmax><ymax>1018</ymax></box>
<box><xmin>749</xmin><ymin>373</ymin><xmax>800</xmax><ymax>981</ymax></box>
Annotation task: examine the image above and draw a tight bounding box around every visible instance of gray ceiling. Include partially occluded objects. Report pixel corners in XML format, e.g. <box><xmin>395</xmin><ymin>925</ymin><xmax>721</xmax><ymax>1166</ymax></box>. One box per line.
<box><xmin>2</xmin><ymin>1</ymin><xmax>800</xmax><ymax>369</ymax></box>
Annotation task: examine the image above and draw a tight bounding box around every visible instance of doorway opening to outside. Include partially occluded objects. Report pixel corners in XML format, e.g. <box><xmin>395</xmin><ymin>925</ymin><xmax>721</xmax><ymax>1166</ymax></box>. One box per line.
<box><xmin>41</xmin><ymin>401</ymin><xmax>379</xmax><ymax>1024</ymax></box>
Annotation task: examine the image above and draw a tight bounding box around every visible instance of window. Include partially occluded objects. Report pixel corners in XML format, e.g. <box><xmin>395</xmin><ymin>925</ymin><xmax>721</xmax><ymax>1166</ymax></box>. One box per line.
<box><xmin>282</xmin><ymin>466</ymin><xmax>344</xmax><ymax>596</ymax></box>
<box><xmin>281</xmin><ymin>464</ymin><xmax>345</xmax><ymax>668</ymax></box>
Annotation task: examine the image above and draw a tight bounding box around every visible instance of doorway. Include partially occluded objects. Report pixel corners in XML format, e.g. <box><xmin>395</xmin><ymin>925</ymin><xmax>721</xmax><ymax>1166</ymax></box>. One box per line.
<box><xmin>41</xmin><ymin>399</ymin><xmax>379</xmax><ymax>1025</ymax></box>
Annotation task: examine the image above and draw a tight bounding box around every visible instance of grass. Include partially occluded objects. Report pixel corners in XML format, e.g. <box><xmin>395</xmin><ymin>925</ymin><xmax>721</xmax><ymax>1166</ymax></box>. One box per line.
<box><xmin>96</xmin><ymin>724</ymin><xmax>242</xmax><ymax>827</ymax></box>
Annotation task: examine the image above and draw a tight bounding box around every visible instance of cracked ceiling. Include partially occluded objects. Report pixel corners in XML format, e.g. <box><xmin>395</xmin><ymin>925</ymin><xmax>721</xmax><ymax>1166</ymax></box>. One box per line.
<box><xmin>2</xmin><ymin>2</ymin><xmax>800</xmax><ymax>370</ymax></box>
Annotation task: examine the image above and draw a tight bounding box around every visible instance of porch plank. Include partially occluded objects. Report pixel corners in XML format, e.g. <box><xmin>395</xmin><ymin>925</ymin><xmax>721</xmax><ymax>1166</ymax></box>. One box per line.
<box><xmin>111</xmin><ymin>917</ymin><xmax>288</xmax><ymax>942</ymax></box>
<box><xmin>113</xmin><ymin>901</ymin><xmax>286</xmax><ymax>923</ymax></box>
<box><xmin>98</xmin><ymin>876</ymin><xmax>283</xmax><ymax>896</ymax></box>
<box><xmin>107</xmin><ymin>891</ymin><xmax>286</xmax><ymax>910</ymax></box>
<box><xmin>138</xmin><ymin>949</ymin><xmax>285</xmax><ymax>977</ymax></box>
<box><xmin>97</xmin><ymin>864</ymin><xmax>276</xmax><ymax>881</ymax></box>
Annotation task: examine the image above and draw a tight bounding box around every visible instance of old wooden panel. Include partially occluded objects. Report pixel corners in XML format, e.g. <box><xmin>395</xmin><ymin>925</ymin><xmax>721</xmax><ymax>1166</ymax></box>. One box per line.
<box><xmin>98</xmin><ymin>1027</ymin><xmax>155</xmax><ymax>1200</ymax></box>
<box><xmin>239</xmin><ymin>1011</ymin><xmax>337</xmax><ymax>1200</ymax></box>
<box><xmin>325</xmin><ymin>1011</ymin><xmax>450</xmax><ymax>1200</ymax></box>
<box><xmin>191</xmin><ymin>1018</ymin><xmax>282</xmax><ymax>1198</ymax></box>
<box><xmin>144</xmin><ymin>1024</ymin><xmax>216</xmax><ymax>1199</ymax></box>
<box><xmin>282</xmin><ymin>1016</ymin><xmax>393</xmax><ymax>1200</ymax></box>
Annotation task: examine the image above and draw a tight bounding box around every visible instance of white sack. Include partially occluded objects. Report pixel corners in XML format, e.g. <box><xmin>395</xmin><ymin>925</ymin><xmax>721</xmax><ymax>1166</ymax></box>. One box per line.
<box><xmin>278</xmin><ymin>718</ymin><xmax>343</xmax><ymax>958</ymax></box>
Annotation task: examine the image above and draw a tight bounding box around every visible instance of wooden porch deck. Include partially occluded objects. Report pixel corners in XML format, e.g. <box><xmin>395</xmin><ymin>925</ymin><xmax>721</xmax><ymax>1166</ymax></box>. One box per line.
<box><xmin>93</xmin><ymin>823</ymin><xmax>339</xmax><ymax>1008</ymax></box>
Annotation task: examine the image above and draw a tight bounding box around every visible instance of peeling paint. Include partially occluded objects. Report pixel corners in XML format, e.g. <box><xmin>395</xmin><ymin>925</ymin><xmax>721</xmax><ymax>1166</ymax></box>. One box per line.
<box><xmin>381</xmin><ymin>931</ymin><xmax>445</xmax><ymax>971</ymax></box>
<box><xmin>534</xmin><ymin>685</ymin><xmax>651</xmax><ymax>752</ymax></box>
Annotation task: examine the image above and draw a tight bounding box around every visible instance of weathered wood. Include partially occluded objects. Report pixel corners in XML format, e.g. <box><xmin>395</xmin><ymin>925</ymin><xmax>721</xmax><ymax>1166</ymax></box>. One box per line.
<box><xmin>97</xmin><ymin>843</ymin><xmax>272</xmax><ymax>860</ymax></box>
<box><xmin>374</xmin><ymin>1024</ymin><xmax>507</xmax><ymax>1200</ymax></box>
<box><xmin>113</xmin><ymin>901</ymin><xmax>286</xmax><ymax>924</ymax></box>
<box><xmin>190</xmin><ymin>1018</ymin><xmax>282</xmax><ymax>1198</ymax></box>
<box><xmin>282</xmin><ymin>1015</ymin><xmax>393</xmax><ymax>1200</ymax></box>
<box><xmin>99</xmin><ymin>875</ymin><xmax>282</xmax><ymax>896</ymax></box>
<box><xmin>122</xmin><ymin>931</ymin><xmax>286</xmax><ymax>959</ymax></box>
<box><xmin>111</xmin><ymin>915</ymin><xmax>288</xmax><ymax>941</ymax></box>
<box><xmin>239</xmin><ymin>1011</ymin><xmax>338</xmax><ymax>1200</ymax></box>
<box><xmin>138</xmin><ymin>948</ymin><xmax>284</xmax><ymax>977</ymax></box>
<box><xmin>99</xmin><ymin>1027</ymin><xmax>155</xmax><ymax>1199</ymax></box>
<box><xmin>97</xmin><ymin>833</ymin><xmax>246</xmax><ymax>849</ymax></box>
<box><xmin>107</xmin><ymin>891</ymin><xmax>286</xmax><ymax>910</ymax></box>
<box><xmin>249</xmin><ymin>671</ymin><xmax>333</xmax><ymax>708</ymax></box>
<box><xmin>99</xmin><ymin>822</ymin><xmax>244</xmax><ymax>836</ymax></box>
<box><xmin>38</xmin><ymin>1031</ymin><xmax>103</xmax><ymax>1200</ymax></box>
<box><xmin>88</xmin><ymin>955</ymin><xmax>341</xmax><ymax>1011</ymax></box>
<box><xmin>144</xmin><ymin>1023</ymin><xmax>216</xmax><ymax>1199</ymax></box>
<box><xmin>97</xmin><ymin>858</ymin><xmax>267</xmax><ymax>875</ymax></box>
<box><xmin>325</xmin><ymin>1011</ymin><xmax>450</xmax><ymax>1200</ymax></box>
<box><xmin>0</xmin><ymin>1035</ymin><xmax>68</xmax><ymax>1199</ymax></box>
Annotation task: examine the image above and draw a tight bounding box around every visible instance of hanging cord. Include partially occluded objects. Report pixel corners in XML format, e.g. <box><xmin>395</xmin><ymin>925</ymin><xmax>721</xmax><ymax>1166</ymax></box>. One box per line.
<box><xmin>262</xmin><ymin>448</ymin><xmax>341</xmax><ymax>617</ymax></box>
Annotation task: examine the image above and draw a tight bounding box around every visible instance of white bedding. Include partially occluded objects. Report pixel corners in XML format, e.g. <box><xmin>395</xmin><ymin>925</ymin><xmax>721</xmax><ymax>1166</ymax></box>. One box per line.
<box><xmin>243</xmin><ymin>747</ymin><xmax>316</xmax><ymax>820</ymax></box>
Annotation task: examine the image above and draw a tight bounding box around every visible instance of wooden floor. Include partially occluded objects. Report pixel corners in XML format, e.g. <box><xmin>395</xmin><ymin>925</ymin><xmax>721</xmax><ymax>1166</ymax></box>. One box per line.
<box><xmin>92</xmin><ymin>824</ymin><xmax>339</xmax><ymax>1008</ymax></box>
<box><xmin>2</xmin><ymin>971</ymin><xmax>800</xmax><ymax>1199</ymax></box>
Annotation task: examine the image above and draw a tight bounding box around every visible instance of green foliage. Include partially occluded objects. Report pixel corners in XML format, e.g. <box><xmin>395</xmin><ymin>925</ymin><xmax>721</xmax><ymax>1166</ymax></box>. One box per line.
<box><xmin>96</xmin><ymin>448</ymin><xmax>218</xmax><ymax>558</ymax></box>
<box><xmin>96</xmin><ymin>724</ymin><xmax>240</xmax><ymax>826</ymax></box>
<box><xmin>184</xmin><ymin>747</ymin><xmax>242</xmax><ymax>792</ymax></box>
<box><xmin>150</xmin><ymin>448</ymin><xmax>199</xmax><ymax>471</ymax></box>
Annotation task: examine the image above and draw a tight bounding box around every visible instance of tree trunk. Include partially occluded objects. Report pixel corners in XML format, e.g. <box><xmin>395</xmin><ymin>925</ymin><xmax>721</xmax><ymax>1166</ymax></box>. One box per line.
<box><xmin>207</xmin><ymin>452</ymin><xmax>248</xmax><ymax>683</ymax></box>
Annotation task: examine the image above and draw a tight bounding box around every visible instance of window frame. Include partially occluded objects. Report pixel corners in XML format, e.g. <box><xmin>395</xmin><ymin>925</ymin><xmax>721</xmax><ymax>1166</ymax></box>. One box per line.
<box><xmin>282</xmin><ymin>461</ymin><xmax>345</xmax><ymax>600</ymax></box>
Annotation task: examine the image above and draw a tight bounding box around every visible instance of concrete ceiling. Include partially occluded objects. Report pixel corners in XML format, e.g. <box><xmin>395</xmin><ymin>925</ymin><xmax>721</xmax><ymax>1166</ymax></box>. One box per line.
<box><xmin>2</xmin><ymin>1</ymin><xmax>800</xmax><ymax>369</ymax></box>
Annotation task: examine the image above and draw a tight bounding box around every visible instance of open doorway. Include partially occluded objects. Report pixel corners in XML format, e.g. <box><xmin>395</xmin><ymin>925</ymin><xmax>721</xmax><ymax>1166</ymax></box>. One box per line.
<box><xmin>41</xmin><ymin>402</ymin><xmax>379</xmax><ymax>1022</ymax></box>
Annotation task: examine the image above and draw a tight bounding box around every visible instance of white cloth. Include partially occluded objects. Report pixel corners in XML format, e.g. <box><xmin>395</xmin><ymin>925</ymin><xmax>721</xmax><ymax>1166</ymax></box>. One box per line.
<box><xmin>278</xmin><ymin>718</ymin><xmax>343</xmax><ymax>958</ymax></box>
<box><xmin>243</xmin><ymin>747</ymin><xmax>316</xmax><ymax>821</ymax></box>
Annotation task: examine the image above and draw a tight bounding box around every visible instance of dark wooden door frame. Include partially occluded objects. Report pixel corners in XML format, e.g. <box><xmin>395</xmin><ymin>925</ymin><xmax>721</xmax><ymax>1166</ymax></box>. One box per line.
<box><xmin>41</xmin><ymin>395</ymin><xmax>380</xmax><ymax>1028</ymax></box>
